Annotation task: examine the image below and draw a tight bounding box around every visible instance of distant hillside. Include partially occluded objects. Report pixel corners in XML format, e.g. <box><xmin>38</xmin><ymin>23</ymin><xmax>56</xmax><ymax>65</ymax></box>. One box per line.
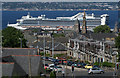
<box><xmin>2</xmin><ymin>2</ymin><xmax>118</xmax><ymax>11</ymax></box>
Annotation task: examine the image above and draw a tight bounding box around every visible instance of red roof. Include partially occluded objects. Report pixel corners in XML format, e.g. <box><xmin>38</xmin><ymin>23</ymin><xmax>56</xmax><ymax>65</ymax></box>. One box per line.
<box><xmin>3</xmin><ymin>48</ymin><xmax>36</xmax><ymax>49</ymax></box>
<box><xmin>0</xmin><ymin>62</ymin><xmax>14</xmax><ymax>64</ymax></box>
<box><xmin>11</xmin><ymin>55</ymin><xmax>40</xmax><ymax>56</ymax></box>
<box><xmin>2</xmin><ymin>55</ymin><xmax>41</xmax><ymax>58</ymax></box>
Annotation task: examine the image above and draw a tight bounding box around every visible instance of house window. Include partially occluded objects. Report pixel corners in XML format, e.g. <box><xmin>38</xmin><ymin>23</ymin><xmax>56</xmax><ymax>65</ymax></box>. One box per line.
<box><xmin>90</xmin><ymin>55</ymin><xmax>91</xmax><ymax>61</ymax></box>
<box><xmin>70</xmin><ymin>52</ymin><xmax>71</xmax><ymax>55</ymax></box>
<box><xmin>84</xmin><ymin>55</ymin><xmax>85</xmax><ymax>60</ymax></box>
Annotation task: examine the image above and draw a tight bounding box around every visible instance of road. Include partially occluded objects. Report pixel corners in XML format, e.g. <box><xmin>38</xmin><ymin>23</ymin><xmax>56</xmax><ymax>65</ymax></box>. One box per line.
<box><xmin>56</xmin><ymin>65</ymin><xmax>117</xmax><ymax>78</ymax></box>
<box><xmin>44</xmin><ymin>60</ymin><xmax>118</xmax><ymax>78</ymax></box>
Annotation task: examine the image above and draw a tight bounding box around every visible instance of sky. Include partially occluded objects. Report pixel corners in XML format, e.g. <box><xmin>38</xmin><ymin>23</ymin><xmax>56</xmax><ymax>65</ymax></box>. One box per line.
<box><xmin>1</xmin><ymin>0</ymin><xmax>119</xmax><ymax>2</ymax></box>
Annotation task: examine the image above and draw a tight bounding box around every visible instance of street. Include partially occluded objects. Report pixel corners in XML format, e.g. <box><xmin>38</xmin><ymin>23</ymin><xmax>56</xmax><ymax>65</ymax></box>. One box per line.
<box><xmin>44</xmin><ymin>60</ymin><xmax>118</xmax><ymax>78</ymax></box>
<box><xmin>56</xmin><ymin>65</ymin><xmax>115</xmax><ymax>78</ymax></box>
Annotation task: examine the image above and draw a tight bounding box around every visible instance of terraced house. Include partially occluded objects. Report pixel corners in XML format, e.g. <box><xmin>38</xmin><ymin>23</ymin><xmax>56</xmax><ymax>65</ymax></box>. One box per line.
<box><xmin>67</xmin><ymin>33</ymin><xmax>117</xmax><ymax>63</ymax></box>
<box><xmin>67</xmin><ymin>11</ymin><xmax>118</xmax><ymax>64</ymax></box>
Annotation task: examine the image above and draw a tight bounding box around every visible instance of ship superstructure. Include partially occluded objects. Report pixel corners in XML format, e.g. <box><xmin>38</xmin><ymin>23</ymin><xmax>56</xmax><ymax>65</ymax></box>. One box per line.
<box><xmin>7</xmin><ymin>12</ymin><xmax>109</xmax><ymax>31</ymax></box>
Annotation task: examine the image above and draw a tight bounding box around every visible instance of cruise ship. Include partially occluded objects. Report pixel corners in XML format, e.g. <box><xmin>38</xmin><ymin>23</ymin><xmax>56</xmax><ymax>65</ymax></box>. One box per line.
<box><xmin>7</xmin><ymin>12</ymin><xmax>109</xmax><ymax>31</ymax></box>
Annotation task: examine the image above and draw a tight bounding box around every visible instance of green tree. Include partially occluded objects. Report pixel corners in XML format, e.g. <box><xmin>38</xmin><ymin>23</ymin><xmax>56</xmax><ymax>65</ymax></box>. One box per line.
<box><xmin>2</xmin><ymin>27</ymin><xmax>27</xmax><ymax>48</ymax></box>
<box><xmin>93</xmin><ymin>25</ymin><xmax>111</xmax><ymax>33</ymax></box>
<box><xmin>115</xmin><ymin>33</ymin><xmax>120</xmax><ymax>61</ymax></box>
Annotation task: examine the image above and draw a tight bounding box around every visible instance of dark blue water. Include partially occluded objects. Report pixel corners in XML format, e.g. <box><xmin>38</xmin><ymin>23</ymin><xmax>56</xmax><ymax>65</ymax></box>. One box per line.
<box><xmin>2</xmin><ymin>10</ymin><xmax>118</xmax><ymax>29</ymax></box>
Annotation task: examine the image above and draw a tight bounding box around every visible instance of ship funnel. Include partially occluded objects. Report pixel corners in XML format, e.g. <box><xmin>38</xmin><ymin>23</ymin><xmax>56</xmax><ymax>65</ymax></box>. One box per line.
<box><xmin>8</xmin><ymin>22</ymin><xmax>9</xmax><ymax>25</ymax></box>
<box><xmin>92</xmin><ymin>13</ymin><xmax>94</xmax><ymax>17</ymax></box>
<box><xmin>27</xmin><ymin>12</ymin><xmax>31</xmax><ymax>18</ymax></box>
<box><xmin>28</xmin><ymin>12</ymin><xmax>30</xmax><ymax>15</ymax></box>
<box><xmin>41</xmin><ymin>15</ymin><xmax>46</xmax><ymax>19</ymax></box>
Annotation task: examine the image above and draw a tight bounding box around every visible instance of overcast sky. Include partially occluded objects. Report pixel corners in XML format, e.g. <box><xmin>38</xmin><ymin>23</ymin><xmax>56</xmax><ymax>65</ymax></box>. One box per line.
<box><xmin>1</xmin><ymin>0</ymin><xmax>120</xmax><ymax>2</ymax></box>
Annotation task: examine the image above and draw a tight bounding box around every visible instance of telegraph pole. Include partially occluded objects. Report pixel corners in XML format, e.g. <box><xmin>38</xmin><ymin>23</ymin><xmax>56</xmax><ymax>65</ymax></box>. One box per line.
<box><xmin>52</xmin><ymin>34</ymin><xmax>54</xmax><ymax>58</ymax></box>
<box><xmin>19</xmin><ymin>38</ymin><xmax>22</xmax><ymax>48</ymax></box>
<box><xmin>43</xmin><ymin>34</ymin><xmax>46</xmax><ymax>71</ymax></box>
<box><xmin>28</xmin><ymin>50</ymin><xmax>32</xmax><ymax>78</ymax></box>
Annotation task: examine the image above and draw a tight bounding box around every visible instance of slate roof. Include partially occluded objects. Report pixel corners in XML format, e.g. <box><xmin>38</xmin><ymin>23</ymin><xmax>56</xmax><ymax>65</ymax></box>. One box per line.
<box><xmin>82</xmin><ymin>33</ymin><xmax>117</xmax><ymax>41</ymax></box>
<box><xmin>50</xmin><ymin>43</ymin><xmax>68</xmax><ymax>51</ymax></box>
<box><xmin>38</xmin><ymin>37</ymin><xmax>69</xmax><ymax>43</ymax></box>
<box><xmin>54</xmin><ymin>37</ymin><xmax>69</xmax><ymax>43</ymax></box>
<box><xmin>0</xmin><ymin>62</ymin><xmax>14</xmax><ymax>76</ymax></box>
<box><xmin>33</xmin><ymin>42</ymin><xmax>67</xmax><ymax>51</ymax></box>
<box><xmin>2</xmin><ymin>55</ymin><xmax>44</xmax><ymax>76</ymax></box>
<box><xmin>2</xmin><ymin>48</ymin><xmax>37</xmax><ymax>57</ymax></box>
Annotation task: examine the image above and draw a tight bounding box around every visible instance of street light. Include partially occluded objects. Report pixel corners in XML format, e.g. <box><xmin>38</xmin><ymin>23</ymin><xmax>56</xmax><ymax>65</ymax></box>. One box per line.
<box><xmin>52</xmin><ymin>34</ymin><xmax>54</xmax><ymax>58</ymax></box>
<box><xmin>112</xmin><ymin>51</ymin><xmax>118</xmax><ymax>77</ymax></box>
<box><xmin>19</xmin><ymin>38</ymin><xmax>22</xmax><ymax>48</ymax></box>
<box><xmin>43</xmin><ymin>33</ymin><xmax>46</xmax><ymax>74</ymax></box>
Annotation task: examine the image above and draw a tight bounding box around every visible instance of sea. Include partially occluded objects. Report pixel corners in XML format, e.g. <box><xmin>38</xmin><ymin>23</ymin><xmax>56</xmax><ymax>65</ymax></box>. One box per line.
<box><xmin>2</xmin><ymin>10</ymin><xmax>118</xmax><ymax>29</ymax></box>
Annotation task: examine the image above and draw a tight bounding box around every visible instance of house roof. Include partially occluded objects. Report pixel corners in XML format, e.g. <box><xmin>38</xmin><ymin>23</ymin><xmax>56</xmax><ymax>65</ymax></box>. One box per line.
<box><xmin>33</xmin><ymin>42</ymin><xmax>67</xmax><ymax>51</ymax></box>
<box><xmin>2</xmin><ymin>48</ymin><xmax>37</xmax><ymax>57</ymax></box>
<box><xmin>50</xmin><ymin>43</ymin><xmax>68</xmax><ymax>51</ymax></box>
<box><xmin>82</xmin><ymin>33</ymin><xmax>116</xmax><ymax>41</ymax></box>
<box><xmin>0</xmin><ymin>62</ymin><xmax>14</xmax><ymax>64</ymax></box>
<box><xmin>38</xmin><ymin>37</ymin><xmax>69</xmax><ymax>43</ymax></box>
<box><xmin>1</xmin><ymin>61</ymin><xmax>14</xmax><ymax>76</ymax></box>
<box><xmin>2</xmin><ymin>55</ymin><xmax>44</xmax><ymax>76</ymax></box>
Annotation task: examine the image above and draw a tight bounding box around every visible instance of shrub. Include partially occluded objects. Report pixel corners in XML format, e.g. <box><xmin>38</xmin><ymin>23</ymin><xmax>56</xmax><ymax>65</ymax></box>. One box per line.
<box><xmin>102</xmin><ymin>62</ymin><xmax>115</xmax><ymax>67</ymax></box>
<box><xmin>94</xmin><ymin>62</ymin><xmax>115</xmax><ymax>67</ymax></box>
<box><xmin>85</xmin><ymin>61</ymin><xmax>90</xmax><ymax>64</ymax></box>
<box><xmin>50</xmin><ymin>71</ymin><xmax>56</xmax><ymax>78</ymax></box>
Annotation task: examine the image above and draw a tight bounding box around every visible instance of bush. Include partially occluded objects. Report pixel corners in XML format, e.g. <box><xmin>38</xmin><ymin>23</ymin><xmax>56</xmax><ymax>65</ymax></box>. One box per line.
<box><xmin>40</xmin><ymin>52</ymin><xmax>44</xmax><ymax>56</ymax></box>
<box><xmin>53</xmin><ymin>33</ymin><xmax>65</xmax><ymax>37</ymax></box>
<box><xmin>94</xmin><ymin>62</ymin><xmax>115</xmax><ymax>67</ymax></box>
<box><xmin>50</xmin><ymin>71</ymin><xmax>56</xmax><ymax>78</ymax></box>
<box><xmin>102</xmin><ymin>62</ymin><xmax>115</xmax><ymax>67</ymax></box>
<box><xmin>85</xmin><ymin>61</ymin><xmax>90</xmax><ymax>64</ymax></box>
<box><xmin>54</xmin><ymin>54</ymin><xmax>64</xmax><ymax>58</ymax></box>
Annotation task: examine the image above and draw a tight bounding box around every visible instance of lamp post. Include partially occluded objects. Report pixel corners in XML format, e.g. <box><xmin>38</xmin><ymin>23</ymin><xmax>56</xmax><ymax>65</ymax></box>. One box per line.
<box><xmin>112</xmin><ymin>51</ymin><xmax>118</xmax><ymax>78</ymax></box>
<box><xmin>19</xmin><ymin>38</ymin><xmax>22</xmax><ymax>48</ymax></box>
<box><xmin>52</xmin><ymin>34</ymin><xmax>54</xmax><ymax>58</ymax></box>
<box><xmin>43</xmin><ymin>33</ymin><xmax>46</xmax><ymax>74</ymax></box>
<box><xmin>28</xmin><ymin>50</ymin><xmax>31</xmax><ymax>78</ymax></box>
<box><xmin>27</xmin><ymin>43</ymin><xmax>33</xmax><ymax>78</ymax></box>
<box><xmin>35</xmin><ymin>34</ymin><xmax>39</xmax><ymax>55</ymax></box>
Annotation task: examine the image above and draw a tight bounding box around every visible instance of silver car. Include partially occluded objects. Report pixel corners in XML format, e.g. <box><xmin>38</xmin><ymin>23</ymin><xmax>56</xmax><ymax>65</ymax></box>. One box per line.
<box><xmin>88</xmin><ymin>67</ymin><xmax>104</xmax><ymax>74</ymax></box>
<box><xmin>54</xmin><ymin>66</ymin><xmax>62</xmax><ymax>73</ymax></box>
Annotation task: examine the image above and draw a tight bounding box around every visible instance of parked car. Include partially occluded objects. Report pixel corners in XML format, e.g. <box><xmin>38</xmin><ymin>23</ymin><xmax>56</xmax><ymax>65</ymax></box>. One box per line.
<box><xmin>44</xmin><ymin>64</ymin><xmax>49</xmax><ymax>69</ymax></box>
<box><xmin>51</xmin><ymin>58</ymin><xmax>56</xmax><ymax>62</ymax></box>
<box><xmin>48</xmin><ymin>57</ymin><xmax>54</xmax><ymax>61</ymax></box>
<box><xmin>49</xmin><ymin>64</ymin><xmax>55</xmax><ymax>67</ymax></box>
<box><xmin>93</xmin><ymin>65</ymin><xmax>99</xmax><ymax>68</ymax></box>
<box><xmin>76</xmin><ymin>63</ymin><xmax>82</xmax><ymax>68</ymax></box>
<box><xmin>58</xmin><ymin>60</ymin><xmax>62</xmax><ymax>64</ymax></box>
<box><xmin>49</xmin><ymin>65</ymin><xmax>55</xmax><ymax>71</ymax></box>
<box><xmin>51</xmin><ymin>59</ymin><xmax>59</xmax><ymax>65</ymax></box>
<box><xmin>73</xmin><ymin>62</ymin><xmax>78</xmax><ymax>67</ymax></box>
<box><xmin>67</xmin><ymin>61</ymin><xmax>73</xmax><ymax>66</ymax></box>
<box><xmin>88</xmin><ymin>67</ymin><xmax>104</xmax><ymax>74</ymax></box>
<box><xmin>42</xmin><ymin>57</ymin><xmax>49</xmax><ymax>60</ymax></box>
<box><xmin>84</xmin><ymin>64</ymin><xmax>93</xmax><ymax>69</ymax></box>
<box><xmin>54</xmin><ymin>66</ymin><xmax>62</xmax><ymax>73</ymax></box>
<box><xmin>80</xmin><ymin>63</ymin><xmax>86</xmax><ymax>68</ymax></box>
<box><xmin>62</xmin><ymin>60</ymin><xmax>67</xmax><ymax>65</ymax></box>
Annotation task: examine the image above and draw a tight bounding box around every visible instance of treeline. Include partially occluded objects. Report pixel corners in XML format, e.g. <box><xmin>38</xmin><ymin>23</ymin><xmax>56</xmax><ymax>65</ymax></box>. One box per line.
<box><xmin>2</xmin><ymin>2</ymin><xmax>118</xmax><ymax>11</ymax></box>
